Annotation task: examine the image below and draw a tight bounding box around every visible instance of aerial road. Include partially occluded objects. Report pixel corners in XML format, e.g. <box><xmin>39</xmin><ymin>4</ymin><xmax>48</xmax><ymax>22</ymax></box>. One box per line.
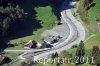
<box><xmin>32</xmin><ymin>0</ymin><xmax>85</xmax><ymax>60</ymax></box>
<box><xmin>8</xmin><ymin>0</ymin><xmax>85</xmax><ymax>60</ymax></box>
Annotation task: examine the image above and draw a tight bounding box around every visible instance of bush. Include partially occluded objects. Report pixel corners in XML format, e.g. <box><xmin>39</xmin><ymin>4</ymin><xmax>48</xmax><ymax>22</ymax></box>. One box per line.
<box><xmin>71</xmin><ymin>44</ymin><xmax>77</xmax><ymax>48</ymax></box>
<box><xmin>19</xmin><ymin>62</ymin><xmax>27</xmax><ymax>66</ymax></box>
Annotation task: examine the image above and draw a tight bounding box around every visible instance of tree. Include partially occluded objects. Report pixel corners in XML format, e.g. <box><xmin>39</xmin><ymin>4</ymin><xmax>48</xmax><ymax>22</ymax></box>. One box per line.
<box><xmin>84</xmin><ymin>0</ymin><xmax>94</xmax><ymax>9</ymax></box>
<box><xmin>19</xmin><ymin>62</ymin><xmax>27</xmax><ymax>66</ymax></box>
<box><xmin>78</xmin><ymin>0</ymin><xmax>94</xmax><ymax>24</ymax></box>
<box><xmin>0</xmin><ymin>0</ymin><xmax>8</xmax><ymax>7</ymax></box>
<box><xmin>0</xmin><ymin>16</ymin><xmax>11</xmax><ymax>37</ymax></box>
<box><xmin>55</xmin><ymin>52</ymin><xmax>58</xmax><ymax>58</ymax></box>
<box><xmin>51</xmin><ymin>53</ymin><xmax>55</xmax><ymax>59</ymax></box>
<box><xmin>78</xmin><ymin>0</ymin><xmax>88</xmax><ymax>22</ymax></box>
<box><xmin>76</xmin><ymin>41</ymin><xmax>85</xmax><ymax>64</ymax></box>
<box><xmin>59</xmin><ymin>50</ymin><xmax>67</xmax><ymax>58</ymax></box>
<box><xmin>92</xmin><ymin>46</ymin><xmax>99</xmax><ymax>56</ymax></box>
<box><xmin>88</xmin><ymin>0</ymin><xmax>94</xmax><ymax>7</ymax></box>
<box><xmin>95</xmin><ymin>52</ymin><xmax>100</xmax><ymax>66</ymax></box>
<box><xmin>2</xmin><ymin>17</ymin><xmax>11</xmax><ymax>37</ymax></box>
<box><xmin>91</xmin><ymin>46</ymin><xmax>100</xmax><ymax>66</ymax></box>
<box><xmin>59</xmin><ymin>50</ymin><xmax>72</xmax><ymax>58</ymax></box>
<box><xmin>49</xmin><ymin>0</ymin><xmax>65</xmax><ymax>8</ymax></box>
<box><xmin>0</xmin><ymin>0</ymin><xmax>26</xmax><ymax>50</ymax></box>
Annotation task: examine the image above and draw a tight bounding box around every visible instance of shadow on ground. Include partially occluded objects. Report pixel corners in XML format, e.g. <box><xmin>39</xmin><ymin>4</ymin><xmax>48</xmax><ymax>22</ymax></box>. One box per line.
<box><xmin>6</xmin><ymin>0</ymin><xmax>65</xmax><ymax>40</ymax></box>
<box><xmin>60</xmin><ymin>0</ymin><xmax>76</xmax><ymax>12</ymax></box>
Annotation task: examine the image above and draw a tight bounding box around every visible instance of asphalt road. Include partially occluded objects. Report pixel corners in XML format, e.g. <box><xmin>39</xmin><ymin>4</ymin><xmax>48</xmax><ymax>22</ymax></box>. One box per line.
<box><xmin>7</xmin><ymin>0</ymin><xmax>85</xmax><ymax>61</ymax></box>
<box><xmin>32</xmin><ymin>1</ymin><xmax>85</xmax><ymax>61</ymax></box>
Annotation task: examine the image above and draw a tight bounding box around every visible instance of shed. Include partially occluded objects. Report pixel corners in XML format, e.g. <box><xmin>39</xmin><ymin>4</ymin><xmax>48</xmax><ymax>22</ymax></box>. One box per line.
<box><xmin>24</xmin><ymin>40</ymin><xmax>37</xmax><ymax>49</ymax></box>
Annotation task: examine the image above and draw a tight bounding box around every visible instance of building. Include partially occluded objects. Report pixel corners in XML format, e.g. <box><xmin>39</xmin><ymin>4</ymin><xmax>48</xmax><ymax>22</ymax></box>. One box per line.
<box><xmin>0</xmin><ymin>55</ymin><xmax>4</xmax><ymax>64</ymax></box>
<box><xmin>24</xmin><ymin>40</ymin><xmax>37</xmax><ymax>49</ymax></box>
<box><xmin>37</xmin><ymin>40</ymin><xmax>48</xmax><ymax>48</ymax></box>
<box><xmin>24</xmin><ymin>40</ymin><xmax>48</xmax><ymax>49</ymax></box>
<box><xmin>0</xmin><ymin>55</ymin><xmax>12</xmax><ymax>65</ymax></box>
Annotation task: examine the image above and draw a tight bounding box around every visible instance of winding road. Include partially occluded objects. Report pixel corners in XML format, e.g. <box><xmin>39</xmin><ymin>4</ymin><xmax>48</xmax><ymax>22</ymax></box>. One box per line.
<box><xmin>32</xmin><ymin>0</ymin><xmax>85</xmax><ymax>61</ymax></box>
<box><xmin>7</xmin><ymin>0</ymin><xmax>85</xmax><ymax>61</ymax></box>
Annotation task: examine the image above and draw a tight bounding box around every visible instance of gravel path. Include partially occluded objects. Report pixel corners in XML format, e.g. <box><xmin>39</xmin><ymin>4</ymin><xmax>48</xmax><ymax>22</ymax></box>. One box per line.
<box><xmin>42</xmin><ymin>19</ymin><xmax>70</xmax><ymax>40</ymax></box>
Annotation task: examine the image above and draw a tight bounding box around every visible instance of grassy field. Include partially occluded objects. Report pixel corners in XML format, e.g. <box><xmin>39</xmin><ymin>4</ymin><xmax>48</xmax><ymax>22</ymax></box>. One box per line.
<box><xmin>85</xmin><ymin>0</ymin><xmax>100</xmax><ymax>57</ymax></box>
<box><xmin>60</xmin><ymin>64</ymin><xmax>75</xmax><ymax>66</ymax></box>
<box><xmin>6</xmin><ymin>45</ymin><xmax>26</xmax><ymax>50</ymax></box>
<box><xmin>8</xmin><ymin>60</ymin><xmax>24</xmax><ymax>66</ymax></box>
<box><xmin>83</xmin><ymin>0</ymin><xmax>100</xmax><ymax>52</ymax></box>
<box><xmin>3</xmin><ymin>52</ymin><xmax>23</xmax><ymax>59</ymax></box>
<box><xmin>64</xmin><ymin>33</ymin><xmax>100</xmax><ymax>66</ymax></box>
<box><xmin>85</xmin><ymin>33</ymin><xmax>100</xmax><ymax>49</ymax></box>
<box><xmin>67</xmin><ymin>32</ymin><xmax>100</xmax><ymax>66</ymax></box>
<box><xmin>87</xmin><ymin>0</ymin><xmax>100</xmax><ymax>34</ymax></box>
<box><xmin>35</xmin><ymin>6</ymin><xmax>57</xmax><ymax>29</ymax></box>
<box><xmin>78</xmin><ymin>63</ymin><xmax>96</xmax><ymax>66</ymax></box>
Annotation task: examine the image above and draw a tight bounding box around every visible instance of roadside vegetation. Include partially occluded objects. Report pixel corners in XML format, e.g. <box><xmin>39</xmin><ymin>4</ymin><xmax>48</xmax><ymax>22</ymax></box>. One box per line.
<box><xmin>78</xmin><ymin>0</ymin><xmax>100</xmax><ymax>36</ymax></box>
<box><xmin>74</xmin><ymin>0</ymin><xmax>100</xmax><ymax>66</ymax></box>
<box><xmin>87</xmin><ymin>0</ymin><xmax>100</xmax><ymax>33</ymax></box>
<box><xmin>3</xmin><ymin>52</ymin><xmax>23</xmax><ymax>59</ymax></box>
<box><xmin>8</xmin><ymin>59</ymin><xmax>24</xmax><ymax>66</ymax></box>
<box><xmin>33</xmin><ymin>0</ymin><xmax>100</xmax><ymax>66</ymax></box>
<box><xmin>35</xmin><ymin>41</ymin><xmax>100</xmax><ymax>66</ymax></box>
